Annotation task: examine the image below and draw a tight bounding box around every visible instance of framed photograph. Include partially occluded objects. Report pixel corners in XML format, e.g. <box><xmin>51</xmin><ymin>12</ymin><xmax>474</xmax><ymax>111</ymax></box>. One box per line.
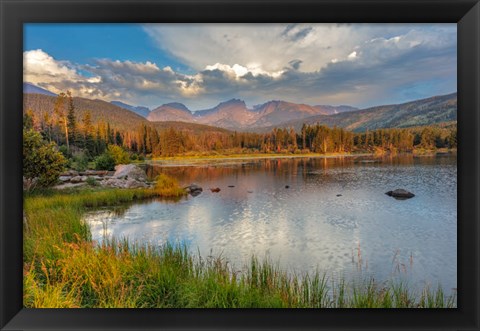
<box><xmin>1</xmin><ymin>0</ymin><xmax>479</xmax><ymax>330</ymax></box>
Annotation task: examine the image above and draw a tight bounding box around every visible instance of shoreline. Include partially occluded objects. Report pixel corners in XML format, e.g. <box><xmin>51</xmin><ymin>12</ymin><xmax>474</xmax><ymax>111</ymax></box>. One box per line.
<box><xmin>147</xmin><ymin>152</ymin><xmax>373</xmax><ymax>166</ymax></box>
<box><xmin>144</xmin><ymin>149</ymin><xmax>456</xmax><ymax>167</ymax></box>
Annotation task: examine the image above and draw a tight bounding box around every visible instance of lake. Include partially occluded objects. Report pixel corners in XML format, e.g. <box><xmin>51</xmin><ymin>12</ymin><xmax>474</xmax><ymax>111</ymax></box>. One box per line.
<box><xmin>84</xmin><ymin>154</ymin><xmax>457</xmax><ymax>293</ymax></box>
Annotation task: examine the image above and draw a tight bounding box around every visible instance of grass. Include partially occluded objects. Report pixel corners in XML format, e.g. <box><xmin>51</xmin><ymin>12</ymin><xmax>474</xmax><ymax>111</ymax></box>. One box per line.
<box><xmin>23</xmin><ymin>178</ymin><xmax>457</xmax><ymax>308</ymax></box>
<box><xmin>154</xmin><ymin>173</ymin><xmax>186</xmax><ymax>197</ymax></box>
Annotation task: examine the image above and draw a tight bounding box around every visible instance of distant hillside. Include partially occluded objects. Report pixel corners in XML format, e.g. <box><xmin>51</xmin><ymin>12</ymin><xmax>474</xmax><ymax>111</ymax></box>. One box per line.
<box><xmin>23</xmin><ymin>82</ymin><xmax>57</xmax><ymax>97</ymax></box>
<box><xmin>23</xmin><ymin>93</ymin><xmax>231</xmax><ymax>135</ymax></box>
<box><xmin>256</xmin><ymin>93</ymin><xmax>457</xmax><ymax>133</ymax></box>
<box><xmin>111</xmin><ymin>101</ymin><xmax>150</xmax><ymax>118</ymax></box>
<box><xmin>313</xmin><ymin>104</ymin><xmax>358</xmax><ymax>115</ymax></box>
<box><xmin>24</xmin><ymin>93</ymin><xmax>147</xmax><ymax>131</ymax></box>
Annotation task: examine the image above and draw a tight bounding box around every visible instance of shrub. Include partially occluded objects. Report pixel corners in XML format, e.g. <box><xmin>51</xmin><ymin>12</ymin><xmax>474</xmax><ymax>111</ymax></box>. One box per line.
<box><xmin>94</xmin><ymin>153</ymin><xmax>116</xmax><ymax>171</ymax></box>
<box><xmin>72</xmin><ymin>152</ymin><xmax>89</xmax><ymax>172</ymax></box>
<box><xmin>58</xmin><ymin>145</ymin><xmax>71</xmax><ymax>159</ymax></box>
<box><xmin>107</xmin><ymin>145</ymin><xmax>130</xmax><ymax>165</ymax></box>
<box><xmin>23</xmin><ymin>129</ymin><xmax>67</xmax><ymax>190</ymax></box>
<box><xmin>86</xmin><ymin>176</ymin><xmax>98</xmax><ymax>186</ymax></box>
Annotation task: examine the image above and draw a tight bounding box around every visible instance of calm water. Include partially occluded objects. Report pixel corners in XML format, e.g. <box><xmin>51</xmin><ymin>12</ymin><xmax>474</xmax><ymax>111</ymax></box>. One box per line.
<box><xmin>84</xmin><ymin>154</ymin><xmax>457</xmax><ymax>292</ymax></box>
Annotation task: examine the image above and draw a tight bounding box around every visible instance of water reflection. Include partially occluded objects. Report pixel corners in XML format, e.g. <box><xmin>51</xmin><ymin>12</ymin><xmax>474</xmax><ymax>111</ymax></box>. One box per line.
<box><xmin>84</xmin><ymin>154</ymin><xmax>457</xmax><ymax>292</ymax></box>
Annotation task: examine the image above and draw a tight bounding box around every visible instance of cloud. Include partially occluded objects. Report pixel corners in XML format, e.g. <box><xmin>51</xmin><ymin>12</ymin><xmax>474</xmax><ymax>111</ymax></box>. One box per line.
<box><xmin>24</xmin><ymin>49</ymin><xmax>86</xmax><ymax>85</ymax></box>
<box><xmin>143</xmin><ymin>23</ymin><xmax>358</xmax><ymax>73</ymax></box>
<box><xmin>347</xmin><ymin>51</ymin><xmax>357</xmax><ymax>60</ymax></box>
<box><xmin>24</xmin><ymin>24</ymin><xmax>456</xmax><ymax>109</ymax></box>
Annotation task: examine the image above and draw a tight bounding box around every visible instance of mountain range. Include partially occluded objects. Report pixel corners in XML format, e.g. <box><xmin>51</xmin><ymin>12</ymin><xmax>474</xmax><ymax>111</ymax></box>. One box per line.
<box><xmin>257</xmin><ymin>92</ymin><xmax>457</xmax><ymax>133</ymax></box>
<box><xmin>147</xmin><ymin>99</ymin><xmax>358</xmax><ymax>129</ymax></box>
<box><xmin>24</xmin><ymin>82</ymin><xmax>457</xmax><ymax>133</ymax></box>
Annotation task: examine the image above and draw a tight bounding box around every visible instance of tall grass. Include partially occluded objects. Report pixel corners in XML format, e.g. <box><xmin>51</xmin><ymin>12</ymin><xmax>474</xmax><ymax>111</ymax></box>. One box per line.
<box><xmin>23</xmin><ymin>185</ymin><xmax>457</xmax><ymax>308</ymax></box>
<box><xmin>154</xmin><ymin>173</ymin><xmax>185</xmax><ymax>197</ymax></box>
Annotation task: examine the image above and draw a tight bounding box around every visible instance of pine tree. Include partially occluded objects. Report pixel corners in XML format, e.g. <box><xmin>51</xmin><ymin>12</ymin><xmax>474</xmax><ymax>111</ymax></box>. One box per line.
<box><xmin>66</xmin><ymin>91</ymin><xmax>77</xmax><ymax>148</ymax></box>
<box><xmin>54</xmin><ymin>92</ymin><xmax>69</xmax><ymax>150</ymax></box>
<box><xmin>82</xmin><ymin>110</ymin><xmax>95</xmax><ymax>157</ymax></box>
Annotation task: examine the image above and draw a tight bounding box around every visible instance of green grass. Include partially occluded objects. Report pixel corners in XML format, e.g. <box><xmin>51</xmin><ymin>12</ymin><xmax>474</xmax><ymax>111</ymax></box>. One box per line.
<box><xmin>23</xmin><ymin>183</ymin><xmax>457</xmax><ymax>308</ymax></box>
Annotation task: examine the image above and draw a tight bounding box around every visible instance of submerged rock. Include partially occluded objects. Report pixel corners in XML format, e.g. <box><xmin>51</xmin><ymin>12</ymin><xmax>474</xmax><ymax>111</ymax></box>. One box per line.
<box><xmin>190</xmin><ymin>190</ymin><xmax>202</xmax><ymax>197</ymax></box>
<box><xmin>184</xmin><ymin>184</ymin><xmax>203</xmax><ymax>195</ymax></box>
<box><xmin>210</xmin><ymin>187</ymin><xmax>221</xmax><ymax>193</ymax></box>
<box><xmin>386</xmin><ymin>189</ymin><xmax>415</xmax><ymax>199</ymax></box>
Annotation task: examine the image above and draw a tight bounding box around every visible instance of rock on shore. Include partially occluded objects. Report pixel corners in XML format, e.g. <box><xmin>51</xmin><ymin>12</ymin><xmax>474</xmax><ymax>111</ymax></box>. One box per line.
<box><xmin>54</xmin><ymin>164</ymin><xmax>151</xmax><ymax>189</ymax></box>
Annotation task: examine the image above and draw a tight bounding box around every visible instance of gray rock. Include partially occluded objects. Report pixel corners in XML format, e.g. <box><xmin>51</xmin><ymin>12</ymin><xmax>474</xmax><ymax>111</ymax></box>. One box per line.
<box><xmin>58</xmin><ymin>176</ymin><xmax>71</xmax><ymax>182</ymax></box>
<box><xmin>113</xmin><ymin>164</ymin><xmax>148</xmax><ymax>181</ymax></box>
<box><xmin>125</xmin><ymin>178</ymin><xmax>148</xmax><ymax>189</ymax></box>
<box><xmin>23</xmin><ymin>177</ymin><xmax>37</xmax><ymax>191</ymax></box>
<box><xmin>102</xmin><ymin>178</ymin><xmax>125</xmax><ymax>188</ymax></box>
<box><xmin>386</xmin><ymin>189</ymin><xmax>415</xmax><ymax>199</ymax></box>
<box><xmin>70</xmin><ymin>176</ymin><xmax>83</xmax><ymax>183</ymax></box>
<box><xmin>83</xmin><ymin>170</ymin><xmax>108</xmax><ymax>176</ymax></box>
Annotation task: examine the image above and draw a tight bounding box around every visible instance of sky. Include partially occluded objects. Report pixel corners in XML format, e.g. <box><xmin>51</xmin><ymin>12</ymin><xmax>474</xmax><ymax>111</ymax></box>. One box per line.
<box><xmin>24</xmin><ymin>23</ymin><xmax>457</xmax><ymax>110</ymax></box>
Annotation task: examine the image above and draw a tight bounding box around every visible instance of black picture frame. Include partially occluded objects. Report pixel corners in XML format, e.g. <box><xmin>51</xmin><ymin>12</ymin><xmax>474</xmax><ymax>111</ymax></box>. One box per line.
<box><xmin>1</xmin><ymin>0</ymin><xmax>479</xmax><ymax>330</ymax></box>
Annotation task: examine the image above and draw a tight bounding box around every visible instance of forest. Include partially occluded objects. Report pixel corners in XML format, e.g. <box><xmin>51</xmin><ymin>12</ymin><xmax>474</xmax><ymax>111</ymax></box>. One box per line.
<box><xmin>24</xmin><ymin>92</ymin><xmax>457</xmax><ymax>170</ymax></box>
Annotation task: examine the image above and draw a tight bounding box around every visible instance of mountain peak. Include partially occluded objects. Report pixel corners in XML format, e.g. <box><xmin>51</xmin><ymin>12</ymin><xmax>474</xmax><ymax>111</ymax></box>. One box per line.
<box><xmin>218</xmin><ymin>98</ymin><xmax>246</xmax><ymax>107</ymax></box>
<box><xmin>148</xmin><ymin>102</ymin><xmax>194</xmax><ymax>122</ymax></box>
<box><xmin>163</xmin><ymin>102</ymin><xmax>190</xmax><ymax>112</ymax></box>
<box><xmin>23</xmin><ymin>82</ymin><xmax>57</xmax><ymax>97</ymax></box>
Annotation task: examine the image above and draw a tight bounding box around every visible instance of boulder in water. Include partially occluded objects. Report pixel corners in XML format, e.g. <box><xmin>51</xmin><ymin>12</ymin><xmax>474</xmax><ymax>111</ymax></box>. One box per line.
<box><xmin>184</xmin><ymin>184</ymin><xmax>203</xmax><ymax>195</ymax></box>
<box><xmin>386</xmin><ymin>189</ymin><xmax>415</xmax><ymax>199</ymax></box>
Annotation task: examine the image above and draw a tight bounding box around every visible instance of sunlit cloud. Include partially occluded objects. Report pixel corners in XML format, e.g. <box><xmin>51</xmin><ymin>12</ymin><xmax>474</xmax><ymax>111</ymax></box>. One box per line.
<box><xmin>24</xmin><ymin>24</ymin><xmax>456</xmax><ymax>109</ymax></box>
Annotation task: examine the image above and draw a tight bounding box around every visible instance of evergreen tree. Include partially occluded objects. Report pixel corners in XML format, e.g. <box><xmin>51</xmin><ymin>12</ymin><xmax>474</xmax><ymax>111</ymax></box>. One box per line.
<box><xmin>66</xmin><ymin>91</ymin><xmax>77</xmax><ymax>147</ymax></box>
<box><xmin>82</xmin><ymin>111</ymin><xmax>95</xmax><ymax>158</ymax></box>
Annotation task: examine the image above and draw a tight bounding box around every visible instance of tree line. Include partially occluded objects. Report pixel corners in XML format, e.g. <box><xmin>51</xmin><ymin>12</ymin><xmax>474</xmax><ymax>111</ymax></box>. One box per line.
<box><xmin>24</xmin><ymin>92</ymin><xmax>458</xmax><ymax>167</ymax></box>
